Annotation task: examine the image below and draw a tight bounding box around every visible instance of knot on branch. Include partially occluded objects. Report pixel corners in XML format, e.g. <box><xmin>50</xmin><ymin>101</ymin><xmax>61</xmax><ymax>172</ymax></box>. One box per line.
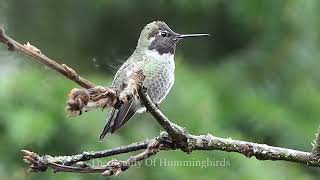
<box><xmin>66</xmin><ymin>86</ymin><xmax>118</xmax><ymax>116</ymax></box>
<box><xmin>0</xmin><ymin>25</ymin><xmax>16</xmax><ymax>51</ymax></box>
<box><xmin>66</xmin><ymin>88</ymin><xmax>90</xmax><ymax>116</ymax></box>
<box><xmin>22</xmin><ymin>150</ymin><xmax>49</xmax><ymax>172</ymax></box>
<box><xmin>62</xmin><ymin>64</ymin><xmax>80</xmax><ymax>82</ymax></box>
<box><xmin>101</xmin><ymin>160</ymin><xmax>123</xmax><ymax>176</ymax></box>
<box><xmin>65</xmin><ymin>69</ymin><xmax>145</xmax><ymax>117</ymax></box>
<box><xmin>102</xmin><ymin>140</ymin><xmax>160</xmax><ymax>176</ymax></box>
<box><xmin>136</xmin><ymin>84</ymin><xmax>191</xmax><ymax>152</ymax></box>
<box><xmin>241</xmin><ymin>144</ymin><xmax>255</xmax><ymax>158</ymax></box>
<box><xmin>24</xmin><ymin>42</ymin><xmax>42</xmax><ymax>54</ymax></box>
<box><xmin>171</xmin><ymin>125</ymin><xmax>190</xmax><ymax>151</ymax></box>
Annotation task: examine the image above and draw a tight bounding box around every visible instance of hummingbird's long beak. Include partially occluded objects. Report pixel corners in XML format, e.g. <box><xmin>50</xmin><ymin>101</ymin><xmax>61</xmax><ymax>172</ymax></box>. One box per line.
<box><xmin>176</xmin><ymin>33</ymin><xmax>210</xmax><ymax>39</ymax></box>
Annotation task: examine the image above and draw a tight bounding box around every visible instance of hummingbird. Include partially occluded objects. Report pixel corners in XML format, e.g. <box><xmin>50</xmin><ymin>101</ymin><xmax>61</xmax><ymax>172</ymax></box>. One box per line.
<box><xmin>99</xmin><ymin>21</ymin><xmax>209</xmax><ymax>140</ymax></box>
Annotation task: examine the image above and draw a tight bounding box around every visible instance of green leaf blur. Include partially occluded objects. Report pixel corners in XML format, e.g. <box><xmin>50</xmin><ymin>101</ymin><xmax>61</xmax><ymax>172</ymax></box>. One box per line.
<box><xmin>0</xmin><ymin>0</ymin><xmax>320</xmax><ymax>179</ymax></box>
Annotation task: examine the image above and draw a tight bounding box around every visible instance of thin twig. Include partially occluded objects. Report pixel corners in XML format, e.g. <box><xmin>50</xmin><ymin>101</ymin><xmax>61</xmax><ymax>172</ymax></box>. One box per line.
<box><xmin>23</xmin><ymin>139</ymin><xmax>163</xmax><ymax>176</ymax></box>
<box><xmin>0</xmin><ymin>25</ymin><xmax>95</xmax><ymax>89</ymax></box>
<box><xmin>0</xmin><ymin>26</ymin><xmax>125</xmax><ymax>115</ymax></box>
<box><xmin>65</xmin><ymin>138</ymin><xmax>153</xmax><ymax>166</ymax></box>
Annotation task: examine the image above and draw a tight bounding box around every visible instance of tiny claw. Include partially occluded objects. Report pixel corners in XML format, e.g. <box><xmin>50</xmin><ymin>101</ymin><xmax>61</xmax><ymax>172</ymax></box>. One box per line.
<box><xmin>21</xmin><ymin>150</ymin><xmax>32</xmax><ymax>156</ymax></box>
<box><xmin>76</xmin><ymin>97</ymin><xmax>84</xmax><ymax>109</ymax></box>
<box><xmin>24</xmin><ymin>155</ymin><xmax>38</xmax><ymax>164</ymax></box>
<box><xmin>23</xmin><ymin>158</ymin><xmax>31</xmax><ymax>164</ymax></box>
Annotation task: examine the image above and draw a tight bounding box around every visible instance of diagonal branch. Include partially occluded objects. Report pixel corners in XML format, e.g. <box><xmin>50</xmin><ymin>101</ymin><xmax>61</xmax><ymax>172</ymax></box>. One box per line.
<box><xmin>0</xmin><ymin>25</ymin><xmax>95</xmax><ymax>89</ymax></box>
<box><xmin>137</xmin><ymin>86</ymin><xmax>189</xmax><ymax>151</ymax></box>
<box><xmin>34</xmin><ymin>140</ymin><xmax>149</xmax><ymax>167</ymax></box>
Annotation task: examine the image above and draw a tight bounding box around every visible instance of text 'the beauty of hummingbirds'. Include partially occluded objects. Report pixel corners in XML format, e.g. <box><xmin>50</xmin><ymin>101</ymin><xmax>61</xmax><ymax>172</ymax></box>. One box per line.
<box><xmin>99</xmin><ymin>21</ymin><xmax>209</xmax><ymax>140</ymax></box>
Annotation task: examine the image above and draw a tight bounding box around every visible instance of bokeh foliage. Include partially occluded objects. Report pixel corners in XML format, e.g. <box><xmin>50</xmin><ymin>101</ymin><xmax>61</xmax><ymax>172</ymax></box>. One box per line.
<box><xmin>0</xmin><ymin>0</ymin><xmax>320</xmax><ymax>179</ymax></box>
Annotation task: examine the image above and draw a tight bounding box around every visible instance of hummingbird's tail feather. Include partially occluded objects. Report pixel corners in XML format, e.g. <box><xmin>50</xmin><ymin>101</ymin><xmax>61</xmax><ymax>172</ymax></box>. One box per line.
<box><xmin>99</xmin><ymin>108</ymin><xmax>117</xmax><ymax>140</ymax></box>
<box><xmin>99</xmin><ymin>99</ymin><xmax>135</xmax><ymax>140</ymax></box>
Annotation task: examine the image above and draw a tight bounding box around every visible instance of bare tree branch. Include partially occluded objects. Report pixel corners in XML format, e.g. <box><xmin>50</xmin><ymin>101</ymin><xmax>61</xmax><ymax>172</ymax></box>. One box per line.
<box><xmin>22</xmin><ymin>139</ymin><xmax>163</xmax><ymax>176</ymax></box>
<box><xmin>138</xmin><ymin>88</ymin><xmax>320</xmax><ymax>167</ymax></box>
<box><xmin>137</xmin><ymin>86</ymin><xmax>190</xmax><ymax>151</ymax></box>
<box><xmin>0</xmin><ymin>25</ymin><xmax>95</xmax><ymax>89</ymax></box>
<box><xmin>26</xmin><ymin>141</ymin><xmax>149</xmax><ymax>167</ymax></box>
<box><xmin>22</xmin><ymin>126</ymin><xmax>320</xmax><ymax>177</ymax></box>
<box><xmin>0</xmin><ymin>26</ymin><xmax>141</xmax><ymax>115</ymax></box>
<box><xmin>1</xmin><ymin>25</ymin><xmax>320</xmax><ymax>176</ymax></box>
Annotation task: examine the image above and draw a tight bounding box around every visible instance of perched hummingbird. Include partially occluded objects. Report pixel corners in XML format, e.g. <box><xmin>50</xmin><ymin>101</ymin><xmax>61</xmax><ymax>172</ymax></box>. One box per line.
<box><xmin>99</xmin><ymin>21</ymin><xmax>209</xmax><ymax>140</ymax></box>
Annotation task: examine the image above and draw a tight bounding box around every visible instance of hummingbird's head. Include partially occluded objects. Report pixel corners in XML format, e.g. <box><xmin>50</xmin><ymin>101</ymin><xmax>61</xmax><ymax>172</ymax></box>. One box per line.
<box><xmin>136</xmin><ymin>21</ymin><xmax>210</xmax><ymax>55</ymax></box>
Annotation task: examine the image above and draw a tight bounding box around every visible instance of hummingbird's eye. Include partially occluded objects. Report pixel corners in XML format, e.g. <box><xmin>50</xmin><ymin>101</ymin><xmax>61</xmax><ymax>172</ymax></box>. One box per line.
<box><xmin>160</xmin><ymin>31</ymin><xmax>168</xmax><ymax>37</ymax></box>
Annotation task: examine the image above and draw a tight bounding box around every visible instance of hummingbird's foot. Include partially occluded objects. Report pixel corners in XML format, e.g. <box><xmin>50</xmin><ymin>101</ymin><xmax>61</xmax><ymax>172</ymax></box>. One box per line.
<box><xmin>89</xmin><ymin>86</ymin><xmax>118</xmax><ymax>110</ymax></box>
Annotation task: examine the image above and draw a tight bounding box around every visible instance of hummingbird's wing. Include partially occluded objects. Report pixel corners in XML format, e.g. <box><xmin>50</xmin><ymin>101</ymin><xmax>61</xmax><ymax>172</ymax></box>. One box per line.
<box><xmin>99</xmin><ymin>99</ymin><xmax>135</xmax><ymax>140</ymax></box>
<box><xmin>99</xmin><ymin>55</ymin><xmax>143</xmax><ymax>140</ymax></box>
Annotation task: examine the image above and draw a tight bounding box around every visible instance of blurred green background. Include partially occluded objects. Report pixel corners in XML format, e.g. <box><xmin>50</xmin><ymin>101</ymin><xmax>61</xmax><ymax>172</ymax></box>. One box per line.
<box><xmin>1</xmin><ymin>0</ymin><xmax>320</xmax><ymax>179</ymax></box>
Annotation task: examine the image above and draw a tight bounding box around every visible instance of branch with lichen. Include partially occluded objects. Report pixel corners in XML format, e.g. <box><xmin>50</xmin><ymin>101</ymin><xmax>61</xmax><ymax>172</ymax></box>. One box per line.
<box><xmin>22</xmin><ymin>137</ymin><xmax>164</xmax><ymax>176</ymax></box>
<box><xmin>22</xmin><ymin>127</ymin><xmax>320</xmax><ymax>176</ymax></box>
<box><xmin>1</xmin><ymin>25</ymin><xmax>320</xmax><ymax>177</ymax></box>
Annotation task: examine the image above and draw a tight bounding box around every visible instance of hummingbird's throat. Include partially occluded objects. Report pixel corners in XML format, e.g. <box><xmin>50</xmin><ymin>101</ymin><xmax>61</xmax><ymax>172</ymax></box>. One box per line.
<box><xmin>148</xmin><ymin>35</ymin><xmax>177</xmax><ymax>55</ymax></box>
<box><xmin>145</xmin><ymin>49</ymin><xmax>174</xmax><ymax>62</ymax></box>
